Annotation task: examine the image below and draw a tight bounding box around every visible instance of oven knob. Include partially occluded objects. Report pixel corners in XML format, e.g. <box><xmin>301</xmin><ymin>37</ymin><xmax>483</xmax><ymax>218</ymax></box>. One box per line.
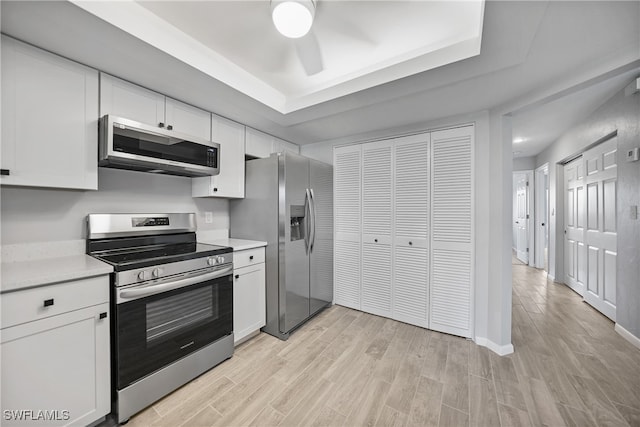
<box><xmin>216</xmin><ymin>256</ymin><xmax>225</xmax><ymax>264</ymax></box>
<box><xmin>207</xmin><ymin>257</ymin><xmax>217</xmax><ymax>266</ymax></box>
<box><xmin>152</xmin><ymin>268</ymin><xmax>163</xmax><ymax>278</ymax></box>
<box><xmin>137</xmin><ymin>271</ymin><xmax>150</xmax><ymax>281</ymax></box>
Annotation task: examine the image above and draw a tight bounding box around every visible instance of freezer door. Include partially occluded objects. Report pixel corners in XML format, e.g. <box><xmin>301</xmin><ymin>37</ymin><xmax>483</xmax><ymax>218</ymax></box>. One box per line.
<box><xmin>309</xmin><ymin>159</ymin><xmax>334</xmax><ymax>316</ymax></box>
<box><xmin>280</xmin><ymin>152</ymin><xmax>311</xmax><ymax>333</ymax></box>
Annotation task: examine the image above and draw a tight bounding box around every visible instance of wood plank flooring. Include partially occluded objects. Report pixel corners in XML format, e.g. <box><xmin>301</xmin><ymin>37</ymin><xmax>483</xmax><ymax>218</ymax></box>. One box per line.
<box><xmin>126</xmin><ymin>264</ymin><xmax>640</xmax><ymax>426</ymax></box>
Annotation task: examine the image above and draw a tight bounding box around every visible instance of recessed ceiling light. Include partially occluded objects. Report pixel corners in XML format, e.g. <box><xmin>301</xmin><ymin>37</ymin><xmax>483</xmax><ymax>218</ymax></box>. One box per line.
<box><xmin>513</xmin><ymin>137</ymin><xmax>526</xmax><ymax>144</ymax></box>
<box><xmin>512</xmin><ymin>151</ymin><xmax>522</xmax><ymax>155</ymax></box>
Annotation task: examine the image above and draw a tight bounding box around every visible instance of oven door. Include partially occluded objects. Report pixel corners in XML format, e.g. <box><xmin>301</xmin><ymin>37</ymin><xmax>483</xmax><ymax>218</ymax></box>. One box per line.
<box><xmin>114</xmin><ymin>266</ymin><xmax>232</xmax><ymax>389</ymax></box>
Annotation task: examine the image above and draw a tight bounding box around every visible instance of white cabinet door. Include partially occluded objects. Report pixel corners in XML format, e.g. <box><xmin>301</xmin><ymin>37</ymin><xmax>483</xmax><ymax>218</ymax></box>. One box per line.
<box><xmin>333</xmin><ymin>145</ymin><xmax>362</xmax><ymax>310</ymax></box>
<box><xmin>273</xmin><ymin>137</ymin><xmax>300</xmax><ymax>155</ymax></box>
<box><xmin>1</xmin><ymin>36</ymin><xmax>99</xmax><ymax>190</ymax></box>
<box><xmin>233</xmin><ymin>262</ymin><xmax>266</xmax><ymax>345</ymax></box>
<box><xmin>392</xmin><ymin>134</ymin><xmax>430</xmax><ymax>328</ymax></box>
<box><xmin>361</xmin><ymin>140</ymin><xmax>393</xmax><ymax>318</ymax></box>
<box><xmin>99</xmin><ymin>73</ymin><xmax>165</xmax><ymax>128</ymax></box>
<box><xmin>192</xmin><ymin>115</ymin><xmax>245</xmax><ymax>198</ymax></box>
<box><xmin>430</xmin><ymin>126</ymin><xmax>474</xmax><ymax>338</ymax></box>
<box><xmin>583</xmin><ymin>136</ymin><xmax>617</xmax><ymax>321</ymax></box>
<box><xmin>1</xmin><ymin>303</ymin><xmax>110</xmax><ymax>426</ymax></box>
<box><xmin>245</xmin><ymin>127</ymin><xmax>273</xmax><ymax>158</ymax></box>
<box><xmin>165</xmin><ymin>98</ymin><xmax>211</xmax><ymax>141</ymax></box>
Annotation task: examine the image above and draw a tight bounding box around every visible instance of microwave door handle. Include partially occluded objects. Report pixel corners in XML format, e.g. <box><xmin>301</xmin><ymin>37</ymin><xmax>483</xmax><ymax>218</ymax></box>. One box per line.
<box><xmin>118</xmin><ymin>266</ymin><xmax>233</xmax><ymax>301</ymax></box>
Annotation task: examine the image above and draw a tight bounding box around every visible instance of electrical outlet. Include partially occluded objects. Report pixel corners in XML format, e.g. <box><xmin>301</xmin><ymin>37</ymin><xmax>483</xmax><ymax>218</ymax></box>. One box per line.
<box><xmin>204</xmin><ymin>211</ymin><xmax>213</xmax><ymax>224</ymax></box>
<box><xmin>627</xmin><ymin>147</ymin><xmax>639</xmax><ymax>162</ymax></box>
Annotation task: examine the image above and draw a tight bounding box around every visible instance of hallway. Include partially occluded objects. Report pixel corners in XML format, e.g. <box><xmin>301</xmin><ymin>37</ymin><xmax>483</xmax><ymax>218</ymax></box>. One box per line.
<box><xmin>510</xmin><ymin>261</ymin><xmax>640</xmax><ymax>426</ymax></box>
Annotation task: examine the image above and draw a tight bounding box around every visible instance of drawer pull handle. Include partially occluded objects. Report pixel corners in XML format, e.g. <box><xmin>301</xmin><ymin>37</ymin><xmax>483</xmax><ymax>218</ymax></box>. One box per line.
<box><xmin>43</xmin><ymin>299</ymin><xmax>54</xmax><ymax>307</ymax></box>
<box><xmin>167</xmin><ymin>125</ymin><xmax>173</xmax><ymax>131</ymax></box>
<box><xmin>0</xmin><ymin>169</ymin><xmax>9</xmax><ymax>176</ymax></box>
<box><xmin>249</xmin><ymin>255</ymin><xmax>254</xmax><ymax>260</ymax></box>
<box><xmin>159</xmin><ymin>122</ymin><xmax>165</xmax><ymax>128</ymax></box>
<box><xmin>213</xmin><ymin>187</ymin><xmax>218</xmax><ymax>192</ymax></box>
<box><xmin>409</xmin><ymin>241</ymin><xmax>413</xmax><ymax>245</ymax></box>
<box><xmin>374</xmin><ymin>239</ymin><xmax>378</xmax><ymax>243</ymax></box>
<box><xmin>99</xmin><ymin>312</ymin><xmax>108</xmax><ymax>319</ymax></box>
<box><xmin>235</xmin><ymin>274</ymin><xmax>240</xmax><ymax>279</ymax></box>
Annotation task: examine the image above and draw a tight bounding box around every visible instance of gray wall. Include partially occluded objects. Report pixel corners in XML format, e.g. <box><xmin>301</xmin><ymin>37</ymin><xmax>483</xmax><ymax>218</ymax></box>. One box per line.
<box><xmin>513</xmin><ymin>156</ymin><xmax>536</xmax><ymax>171</ymax></box>
<box><xmin>536</xmin><ymin>81</ymin><xmax>640</xmax><ymax>337</ymax></box>
<box><xmin>1</xmin><ymin>168</ymin><xmax>229</xmax><ymax>244</ymax></box>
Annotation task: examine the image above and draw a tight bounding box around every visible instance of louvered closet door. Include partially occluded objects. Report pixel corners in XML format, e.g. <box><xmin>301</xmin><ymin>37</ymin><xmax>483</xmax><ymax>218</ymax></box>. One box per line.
<box><xmin>392</xmin><ymin>134</ymin><xmax>430</xmax><ymax>328</ymax></box>
<box><xmin>430</xmin><ymin>126</ymin><xmax>474</xmax><ymax>338</ymax></box>
<box><xmin>333</xmin><ymin>145</ymin><xmax>362</xmax><ymax>310</ymax></box>
<box><xmin>361</xmin><ymin>140</ymin><xmax>394</xmax><ymax>318</ymax></box>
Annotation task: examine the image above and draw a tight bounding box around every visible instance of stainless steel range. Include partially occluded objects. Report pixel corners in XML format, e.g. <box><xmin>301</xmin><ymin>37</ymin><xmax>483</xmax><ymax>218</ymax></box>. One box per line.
<box><xmin>86</xmin><ymin>213</ymin><xmax>233</xmax><ymax>424</ymax></box>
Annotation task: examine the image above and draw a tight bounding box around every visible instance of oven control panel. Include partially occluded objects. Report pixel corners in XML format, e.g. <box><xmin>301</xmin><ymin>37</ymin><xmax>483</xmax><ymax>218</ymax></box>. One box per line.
<box><xmin>115</xmin><ymin>252</ymin><xmax>233</xmax><ymax>287</ymax></box>
<box><xmin>132</xmin><ymin>217</ymin><xmax>170</xmax><ymax>227</ymax></box>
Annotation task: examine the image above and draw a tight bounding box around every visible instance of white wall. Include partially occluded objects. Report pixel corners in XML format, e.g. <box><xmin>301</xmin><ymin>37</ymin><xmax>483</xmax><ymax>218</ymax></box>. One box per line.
<box><xmin>1</xmin><ymin>168</ymin><xmax>229</xmax><ymax>245</ymax></box>
<box><xmin>536</xmin><ymin>79</ymin><xmax>640</xmax><ymax>338</ymax></box>
<box><xmin>304</xmin><ymin>110</ymin><xmax>513</xmax><ymax>354</ymax></box>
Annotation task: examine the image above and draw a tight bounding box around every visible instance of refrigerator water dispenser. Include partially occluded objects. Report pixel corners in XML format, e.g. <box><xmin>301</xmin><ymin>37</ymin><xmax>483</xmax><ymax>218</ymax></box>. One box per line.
<box><xmin>290</xmin><ymin>205</ymin><xmax>306</xmax><ymax>241</ymax></box>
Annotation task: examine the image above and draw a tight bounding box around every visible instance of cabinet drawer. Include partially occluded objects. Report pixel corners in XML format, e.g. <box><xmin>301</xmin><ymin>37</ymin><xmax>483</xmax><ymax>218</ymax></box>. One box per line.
<box><xmin>233</xmin><ymin>247</ymin><xmax>265</xmax><ymax>269</ymax></box>
<box><xmin>1</xmin><ymin>276</ymin><xmax>109</xmax><ymax>329</ymax></box>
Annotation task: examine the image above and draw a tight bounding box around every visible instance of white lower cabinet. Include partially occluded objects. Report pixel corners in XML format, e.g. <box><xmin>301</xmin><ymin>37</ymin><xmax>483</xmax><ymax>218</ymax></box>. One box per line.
<box><xmin>0</xmin><ymin>277</ymin><xmax>110</xmax><ymax>426</ymax></box>
<box><xmin>232</xmin><ymin>247</ymin><xmax>266</xmax><ymax>345</ymax></box>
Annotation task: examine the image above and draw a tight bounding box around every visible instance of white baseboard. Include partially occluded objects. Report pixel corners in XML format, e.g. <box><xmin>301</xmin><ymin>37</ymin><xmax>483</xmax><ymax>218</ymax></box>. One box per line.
<box><xmin>547</xmin><ymin>274</ymin><xmax>555</xmax><ymax>282</ymax></box>
<box><xmin>615</xmin><ymin>323</ymin><xmax>640</xmax><ymax>350</ymax></box>
<box><xmin>474</xmin><ymin>337</ymin><xmax>514</xmax><ymax>356</ymax></box>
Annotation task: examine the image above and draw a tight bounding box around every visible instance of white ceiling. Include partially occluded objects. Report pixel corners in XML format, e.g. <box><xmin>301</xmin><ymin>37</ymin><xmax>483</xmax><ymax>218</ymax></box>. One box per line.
<box><xmin>113</xmin><ymin>0</ymin><xmax>484</xmax><ymax>113</ymax></box>
<box><xmin>1</xmin><ymin>1</ymin><xmax>639</xmax><ymax>158</ymax></box>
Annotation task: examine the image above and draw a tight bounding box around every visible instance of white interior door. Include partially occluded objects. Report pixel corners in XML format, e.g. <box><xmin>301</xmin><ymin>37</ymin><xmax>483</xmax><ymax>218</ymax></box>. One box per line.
<box><xmin>429</xmin><ymin>126</ymin><xmax>474</xmax><ymax>338</ymax></box>
<box><xmin>361</xmin><ymin>140</ymin><xmax>393</xmax><ymax>318</ymax></box>
<box><xmin>333</xmin><ymin>145</ymin><xmax>362</xmax><ymax>310</ymax></box>
<box><xmin>583</xmin><ymin>137</ymin><xmax>617</xmax><ymax>320</ymax></box>
<box><xmin>392</xmin><ymin>134</ymin><xmax>430</xmax><ymax>328</ymax></box>
<box><xmin>564</xmin><ymin>157</ymin><xmax>586</xmax><ymax>295</ymax></box>
<box><xmin>514</xmin><ymin>173</ymin><xmax>529</xmax><ymax>263</ymax></box>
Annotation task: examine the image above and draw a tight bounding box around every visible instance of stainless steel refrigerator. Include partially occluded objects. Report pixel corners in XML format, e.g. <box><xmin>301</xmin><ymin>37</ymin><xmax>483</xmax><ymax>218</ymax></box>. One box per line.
<box><xmin>230</xmin><ymin>152</ymin><xmax>333</xmax><ymax>340</ymax></box>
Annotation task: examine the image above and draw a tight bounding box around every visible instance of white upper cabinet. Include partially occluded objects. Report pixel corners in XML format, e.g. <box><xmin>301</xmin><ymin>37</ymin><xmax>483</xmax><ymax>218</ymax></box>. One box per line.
<box><xmin>245</xmin><ymin>127</ymin><xmax>273</xmax><ymax>158</ymax></box>
<box><xmin>245</xmin><ymin>127</ymin><xmax>299</xmax><ymax>158</ymax></box>
<box><xmin>192</xmin><ymin>114</ymin><xmax>245</xmax><ymax>198</ymax></box>
<box><xmin>273</xmin><ymin>137</ymin><xmax>300</xmax><ymax>155</ymax></box>
<box><xmin>100</xmin><ymin>73</ymin><xmax>211</xmax><ymax>141</ymax></box>
<box><xmin>1</xmin><ymin>36</ymin><xmax>99</xmax><ymax>190</ymax></box>
<box><xmin>165</xmin><ymin>98</ymin><xmax>211</xmax><ymax>141</ymax></box>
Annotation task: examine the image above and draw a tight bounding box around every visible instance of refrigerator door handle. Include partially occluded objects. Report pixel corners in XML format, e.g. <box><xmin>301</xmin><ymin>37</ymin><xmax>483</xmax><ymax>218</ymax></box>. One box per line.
<box><xmin>309</xmin><ymin>188</ymin><xmax>317</xmax><ymax>253</ymax></box>
<box><xmin>304</xmin><ymin>188</ymin><xmax>311</xmax><ymax>255</ymax></box>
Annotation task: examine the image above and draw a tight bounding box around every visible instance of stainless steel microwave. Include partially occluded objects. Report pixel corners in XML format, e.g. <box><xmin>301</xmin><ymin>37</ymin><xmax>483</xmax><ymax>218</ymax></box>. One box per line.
<box><xmin>99</xmin><ymin>115</ymin><xmax>220</xmax><ymax>177</ymax></box>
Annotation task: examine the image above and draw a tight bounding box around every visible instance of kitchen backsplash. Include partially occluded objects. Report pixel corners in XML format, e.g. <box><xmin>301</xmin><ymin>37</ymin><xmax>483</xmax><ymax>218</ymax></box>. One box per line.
<box><xmin>0</xmin><ymin>168</ymin><xmax>229</xmax><ymax>246</ymax></box>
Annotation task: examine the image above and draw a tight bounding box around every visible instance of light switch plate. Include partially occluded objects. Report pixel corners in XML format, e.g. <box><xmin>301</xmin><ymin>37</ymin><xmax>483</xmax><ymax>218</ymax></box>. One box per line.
<box><xmin>626</xmin><ymin>147</ymin><xmax>639</xmax><ymax>162</ymax></box>
<box><xmin>631</xmin><ymin>205</ymin><xmax>638</xmax><ymax>220</ymax></box>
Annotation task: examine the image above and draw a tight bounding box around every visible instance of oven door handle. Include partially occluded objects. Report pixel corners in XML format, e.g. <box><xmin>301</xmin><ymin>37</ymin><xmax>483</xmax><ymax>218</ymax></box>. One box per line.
<box><xmin>118</xmin><ymin>267</ymin><xmax>233</xmax><ymax>301</ymax></box>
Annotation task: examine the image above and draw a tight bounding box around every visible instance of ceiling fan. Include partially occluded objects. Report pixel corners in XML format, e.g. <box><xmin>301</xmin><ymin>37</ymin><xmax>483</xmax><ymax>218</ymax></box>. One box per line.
<box><xmin>271</xmin><ymin>0</ymin><xmax>323</xmax><ymax>75</ymax></box>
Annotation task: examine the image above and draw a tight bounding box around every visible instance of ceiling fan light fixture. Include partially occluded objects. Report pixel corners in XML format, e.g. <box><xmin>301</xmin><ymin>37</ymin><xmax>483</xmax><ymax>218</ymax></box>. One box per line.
<box><xmin>271</xmin><ymin>0</ymin><xmax>315</xmax><ymax>39</ymax></box>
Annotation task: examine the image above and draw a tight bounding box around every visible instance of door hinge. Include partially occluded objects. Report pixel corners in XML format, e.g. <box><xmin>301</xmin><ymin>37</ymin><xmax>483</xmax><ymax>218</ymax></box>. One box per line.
<box><xmin>526</xmin><ymin>214</ymin><xmax>530</xmax><ymax>219</ymax></box>
<box><xmin>526</xmin><ymin>181</ymin><xmax>529</xmax><ymax>186</ymax></box>
<box><xmin>526</xmin><ymin>248</ymin><xmax>529</xmax><ymax>252</ymax></box>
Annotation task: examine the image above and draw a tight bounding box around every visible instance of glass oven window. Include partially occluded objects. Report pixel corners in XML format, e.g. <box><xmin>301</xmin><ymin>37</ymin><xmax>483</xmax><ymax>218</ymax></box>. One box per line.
<box><xmin>146</xmin><ymin>286</ymin><xmax>217</xmax><ymax>342</ymax></box>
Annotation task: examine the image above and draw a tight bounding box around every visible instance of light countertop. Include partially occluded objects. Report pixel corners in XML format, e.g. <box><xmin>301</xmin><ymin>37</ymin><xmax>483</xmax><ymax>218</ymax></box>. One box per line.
<box><xmin>201</xmin><ymin>238</ymin><xmax>267</xmax><ymax>252</ymax></box>
<box><xmin>1</xmin><ymin>254</ymin><xmax>113</xmax><ymax>294</ymax></box>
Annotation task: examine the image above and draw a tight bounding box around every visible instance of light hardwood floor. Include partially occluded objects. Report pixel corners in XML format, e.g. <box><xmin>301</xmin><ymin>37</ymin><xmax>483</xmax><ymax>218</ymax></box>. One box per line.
<box><xmin>126</xmin><ymin>265</ymin><xmax>640</xmax><ymax>426</ymax></box>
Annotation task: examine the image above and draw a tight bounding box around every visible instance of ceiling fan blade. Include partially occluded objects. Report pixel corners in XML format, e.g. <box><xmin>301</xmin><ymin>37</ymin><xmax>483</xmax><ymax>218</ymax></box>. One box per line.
<box><xmin>295</xmin><ymin>30</ymin><xmax>323</xmax><ymax>76</ymax></box>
